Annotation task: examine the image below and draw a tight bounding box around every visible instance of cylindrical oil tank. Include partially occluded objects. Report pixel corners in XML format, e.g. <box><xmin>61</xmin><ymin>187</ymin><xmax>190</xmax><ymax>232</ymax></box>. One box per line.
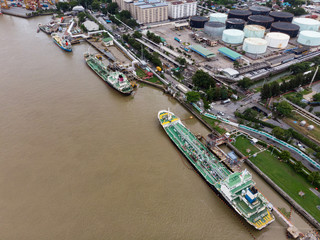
<box><xmin>226</xmin><ymin>18</ymin><xmax>245</xmax><ymax>30</ymax></box>
<box><xmin>265</xmin><ymin>32</ymin><xmax>290</xmax><ymax>48</ymax></box>
<box><xmin>300</xmin><ymin>120</ymin><xmax>306</xmax><ymax>126</ymax></box>
<box><xmin>298</xmin><ymin>30</ymin><xmax>320</xmax><ymax>46</ymax></box>
<box><xmin>307</xmin><ymin>125</ymin><xmax>314</xmax><ymax>130</ymax></box>
<box><xmin>243</xmin><ymin>38</ymin><xmax>267</xmax><ymax>54</ymax></box>
<box><xmin>204</xmin><ymin>21</ymin><xmax>226</xmax><ymax>37</ymax></box>
<box><xmin>190</xmin><ymin>16</ymin><xmax>208</xmax><ymax>28</ymax></box>
<box><xmin>269</xmin><ymin>11</ymin><xmax>294</xmax><ymax>22</ymax></box>
<box><xmin>270</xmin><ymin>22</ymin><xmax>300</xmax><ymax>38</ymax></box>
<box><xmin>244</xmin><ymin>25</ymin><xmax>266</xmax><ymax>38</ymax></box>
<box><xmin>249</xmin><ymin>5</ymin><xmax>271</xmax><ymax>15</ymax></box>
<box><xmin>228</xmin><ymin>10</ymin><xmax>252</xmax><ymax>21</ymax></box>
<box><xmin>248</xmin><ymin>15</ymin><xmax>274</xmax><ymax>29</ymax></box>
<box><xmin>292</xmin><ymin>18</ymin><xmax>320</xmax><ymax>31</ymax></box>
<box><xmin>209</xmin><ymin>13</ymin><xmax>228</xmax><ymax>23</ymax></box>
<box><xmin>222</xmin><ymin>29</ymin><xmax>245</xmax><ymax>44</ymax></box>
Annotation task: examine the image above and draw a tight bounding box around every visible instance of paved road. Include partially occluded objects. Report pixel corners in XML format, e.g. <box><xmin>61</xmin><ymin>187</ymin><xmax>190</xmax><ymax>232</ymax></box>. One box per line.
<box><xmin>240</xmin><ymin>128</ymin><xmax>319</xmax><ymax>171</ymax></box>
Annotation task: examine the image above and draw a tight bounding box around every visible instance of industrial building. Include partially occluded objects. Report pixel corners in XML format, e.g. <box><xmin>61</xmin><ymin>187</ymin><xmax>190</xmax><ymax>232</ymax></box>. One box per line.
<box><xmin>218</xmin><ymin>47</ymin><xmax>242</xmax><ymax>61</ymax></box>
<box><xmin>189</xmin><ymin>45</ymin><xmax>215</xmax><ymax>58</ymax></box>
<box><xmin>167</xmin><ymin>0</ymin><xmax>197</xmax><ymax>19</ymax></box>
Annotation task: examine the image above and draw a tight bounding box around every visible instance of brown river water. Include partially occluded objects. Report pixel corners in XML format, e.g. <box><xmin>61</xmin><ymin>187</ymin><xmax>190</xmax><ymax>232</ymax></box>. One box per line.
<box><xmin>0</xmin><ymin>15</ymin><xmax>313</xmax><ymax>239</ymax></box>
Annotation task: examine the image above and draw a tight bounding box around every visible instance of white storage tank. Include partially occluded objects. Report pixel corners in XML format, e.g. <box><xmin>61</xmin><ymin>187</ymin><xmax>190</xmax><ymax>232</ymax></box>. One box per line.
<box><xmin>292</xmin><ymin>18</ymin><xmax>320</xmax><ymax>31</ymax></box>
<box><xmin>222</xmin><ymin>29</ymin><xmax>244</xmax><ymax>44</ymax></box>
<box><xmin>265</xmin><ymin>32</ymin><xmax>290</xmax><ymax>48</ymax></box>
<box><xmin>209</xmin><ymin>13</ymin><xmax>228</xmax><ymax>23</ymax></box>
<box><xmin>298</xmin><ymin>30</ymin><xmax>320</xmax><ymax>46</ymax></box>
<box><xmin>204</xmin><ymin>21</ymin><xmax>226</xmax><ymax>38</ymax></box>
<box><xmin>243</xmin><ymin>38</ymin><xmax>267</xmax><ymax>54</ymax></box>
<box><xmin>244</xmin><ymin>25</ymin><xmax>266</xmax><ymax>38</ymax></box>
<box><xmin>300</xmin><ymin>120</ymin><xmax>306</xmax><ymax>126</ymax></box>
<box><xmin>307</xmin><ymin>125</ymin><xmax>314</xmax><ymax>130</ymax></box>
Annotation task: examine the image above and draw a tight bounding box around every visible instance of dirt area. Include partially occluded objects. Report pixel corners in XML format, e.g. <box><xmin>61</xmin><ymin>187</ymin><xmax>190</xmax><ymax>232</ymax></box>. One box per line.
<box><xmin>283</xmin><ymin>112</ymin><xmax>320</xmax><ymax>143</ymax></box>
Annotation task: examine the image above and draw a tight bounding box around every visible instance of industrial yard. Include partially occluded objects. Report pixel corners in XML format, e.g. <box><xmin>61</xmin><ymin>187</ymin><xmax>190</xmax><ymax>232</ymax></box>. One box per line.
<box><xmin>146</xmin><ymin>7</ymin><xmax>320</xmax><ymax>82</ymax></box>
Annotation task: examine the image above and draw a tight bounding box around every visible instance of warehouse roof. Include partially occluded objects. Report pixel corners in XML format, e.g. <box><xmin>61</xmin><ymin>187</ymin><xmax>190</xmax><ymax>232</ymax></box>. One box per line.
<box><xmin>218</xmin><ymin>47</ymin><xmax>242</xmax><ymax>60</ymax></box>
<box><xmin>189</xmin><ymin>45</ymin><xmax>215</xmax><ymax>58</ymax></box>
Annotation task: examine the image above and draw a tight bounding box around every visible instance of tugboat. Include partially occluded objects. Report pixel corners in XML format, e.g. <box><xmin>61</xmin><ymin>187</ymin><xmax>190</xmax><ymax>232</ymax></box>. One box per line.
<box><xmin>51</xmin><ymin>33</ymin><xmax>72</xmax><ymax>52</ymax></box>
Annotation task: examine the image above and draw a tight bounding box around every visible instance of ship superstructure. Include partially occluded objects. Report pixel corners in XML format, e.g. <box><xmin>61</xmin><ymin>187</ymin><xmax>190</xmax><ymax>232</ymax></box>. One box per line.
<box><xmin>51</xmin><ymin>33</ymin><xmax>72</xmax><ymax>52</ymax></box>
<box><xmin>84</xmin><ymin>53</ymin><xmax>133</xmax><ymax>95</ymax></box>
<box><xmin>158</xmin><ymin>110</ymin><xmax>274</xmax><ymax>230</ymax></box>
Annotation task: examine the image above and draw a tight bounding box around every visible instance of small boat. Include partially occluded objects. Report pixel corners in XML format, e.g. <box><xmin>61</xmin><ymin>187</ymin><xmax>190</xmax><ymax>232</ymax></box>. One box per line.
<box><xmin>51</xmin><ymin>33</ymin><xmax>72</xmax><ymax>52</ymax></box>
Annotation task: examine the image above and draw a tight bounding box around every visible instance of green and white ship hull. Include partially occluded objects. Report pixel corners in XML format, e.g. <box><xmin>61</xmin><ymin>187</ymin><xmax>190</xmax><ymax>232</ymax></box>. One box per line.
<box><xmin>84</xmin><ymin>53</ymin><xmax>133</xmax><ymax>95</ymax></box>
<box><xmin>158</xmin><ymin>110</ymin><xmax>275</xmax><ymax>230</ymax></box>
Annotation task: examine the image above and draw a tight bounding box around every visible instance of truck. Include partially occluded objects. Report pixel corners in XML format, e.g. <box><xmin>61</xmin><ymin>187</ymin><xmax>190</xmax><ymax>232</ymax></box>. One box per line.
<box><xmin>221</xmin><ymin>99</ymin><xmax>231</xmax><ymax>104</ymax></box>
<box><xmin>174</xmin><ymin>37</ymin><xmax>181</xmax><ymax>43</ymax></box>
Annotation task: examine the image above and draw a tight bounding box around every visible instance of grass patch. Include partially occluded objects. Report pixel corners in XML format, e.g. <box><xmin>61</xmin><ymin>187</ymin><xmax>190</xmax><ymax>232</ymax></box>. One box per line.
<box><xmin>232</xmin><ymin>135</ymin><xmax>259</xmax><ymax>155</ymax></box>
<box><xmin>202</xmin><ymin>116</ymin><xmax>226</xmax><ymax>135</ymax></box>
<box><xmin>135</xmin><ymin>68</ymin><xmax>163</xmax><ymax>85</ymax></box>
<box><xmin>250</xmin><ymin>150</ymin><xmax>320</xmax><ymax>223</ymax></box>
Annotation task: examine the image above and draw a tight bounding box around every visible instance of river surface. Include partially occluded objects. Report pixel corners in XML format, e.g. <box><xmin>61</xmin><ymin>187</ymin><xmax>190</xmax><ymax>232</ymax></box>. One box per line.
<box><xmin>0</xmin><ymin>15</ymin><xmax>313</xmax><ymax>239</ymax></box>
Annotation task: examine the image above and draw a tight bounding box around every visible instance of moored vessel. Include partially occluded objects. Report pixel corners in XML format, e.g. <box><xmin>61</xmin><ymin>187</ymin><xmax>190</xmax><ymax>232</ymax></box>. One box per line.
<box><xmin>84</xmin><ymin>52</ymin><xmax>133</xmax><ymax>95</ymax></box>
<box><xmin>51</xmin><ymin>33</ymin><xmax>72</xmax><ymax>52</ymax></box>
<box><xmin>38</xmin><ymin>24</ymin><xmax>52</xmax><ymax>34</ymax></box>
<box><xmin>158</xmin><ymin>110</ymin><xmax>275</xmax><ymax>230</ymax></box>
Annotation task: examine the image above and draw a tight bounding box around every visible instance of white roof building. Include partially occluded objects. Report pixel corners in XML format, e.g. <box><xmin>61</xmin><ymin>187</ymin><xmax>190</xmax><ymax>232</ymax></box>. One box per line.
<box><xmin>83</xmin><ymin>20</ymin><xmax>99</xmax><ymax>31</ymax></box>
<box><xmin>222</xmin><ymin>68</ymin><xmax>239</xmax><ymax>77</ymax></box>
<box><xmin>72</xmin><ymin>5</ymin><xmax>85</xmax><ymax>12</ymax></box>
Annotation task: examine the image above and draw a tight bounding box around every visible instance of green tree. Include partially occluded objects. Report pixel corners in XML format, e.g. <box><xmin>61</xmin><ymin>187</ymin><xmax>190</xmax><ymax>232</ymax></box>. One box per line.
<box><xmin>270</xmin><ymin>81</ymin><xmax>280</xmax><ymax>97</ymax></box>
<box><xmin>175</xmin><ymin>57</ymin><xmax>187</xmax><ymax>66</ymax></box>
<box><xmin>261</xmin><ymin>84</ymin><xmax>271</xmax><ymax>100</ymax></box>
<box><xmin>244</xmin><ymin>108</ymin><xmax>258</xmax><ymax>119</ymax></box>
<box><xmin>91</xmin><ymin>0</ymin><xmax>100</xmax><ymax>10</ymax></box>
<box><xmin>275</xmin><ymin>101</ymin><xmax>293</xmax><ymax>117</ymax></box>
<box><xmin>119</xmin><ymin>10</ymin><xmax>131</xmax><ymax>19</ymax></box>
<box><xmin>132</xmin><ymin>31</ymin><xmax>142</xmax><ymax>38</ymax></box>
<box><xmin>308</xmin><ymin>171</ymin><xmax>320</xmax><ymax>185</ymax></box>
<box><xmin>106</xmin><ymin>2</ymin><xmax>118</xmax><ymax>14</ymax></box>
<box><xmin>237</xmin><ymin>77</ymin><xmax>252</xmax><ymax>90</ymax></box>
<box><xmin>279</xmin><ymin>150</ymin><xmax>291</xmax><ymax>162</ymax></box>
<box><xmin>313</xmin><ymin>93</ymin><xmax>320</xmax><ymax>102</ymax></box>
<box><xmin>293</xmin><ymin>161</ymin><xmax>303</xmax><ymax>173</ymax></box>
<box><xmin>186</xmin><ymin>91</ymin><xmax>200</xmax><ymax>103</ymax></box>
<box><xmin>192</xmin><ymin>70</ymin><xmax>215</xmax><ymax>90</ymax></box>
<box><xmin>56</xmin><ymin>2</ymin><xmax>70</xmax><ymax>11</ymax></box>
<box><xmin>272</xmin><ymin>127</ymin><xmax>292</xmax><ymax>141</ymax></box>
<box><xmin>289</xmin><ymin>62</ymin><xmax>310</xmax><ymax>74</ymax></box>
<box><xmin>77</xmin><ymin>12</ymin><xmax>86</xmax><ymax>24</ymax></box>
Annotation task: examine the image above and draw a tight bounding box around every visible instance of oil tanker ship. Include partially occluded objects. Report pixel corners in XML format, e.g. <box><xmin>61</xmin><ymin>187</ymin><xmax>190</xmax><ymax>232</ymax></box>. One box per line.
<box><xmin>84</xmin><ymin>53</ymin><xmax>133</xmax><ymax>95</ymax></box>
<box><xmin>51</xmin><ymin>33</ymin><xmax>72</xmax><ymax>52</ymax></box>
<box><xmin>158</xmin><ymin>109</ymin><xmax>275</xmax><ymax>230</ymax></box>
